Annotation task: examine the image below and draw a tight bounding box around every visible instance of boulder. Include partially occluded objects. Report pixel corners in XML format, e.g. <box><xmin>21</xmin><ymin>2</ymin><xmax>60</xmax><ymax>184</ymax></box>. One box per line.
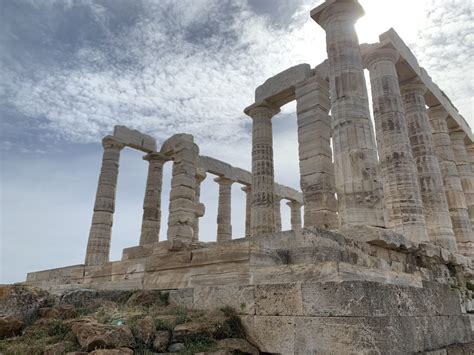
<box><xmin>0</xmin><ymin>285</ymin><xmax>53</xmax><ymax>324</ymax></box>
<box><xmin>70</xmin><ymin>317</ymin><xmax>133</xmax><ymax>351</ymax></box>
<box><xmin>0</xmin><ymin>315</ymin><xmax>23</xmax><ymax>339</ymax></box>
<box><xmin>125</xmin><ymin>290</ymin><xmax>165</xmax><ymax>307</ymax></box>
<box><xmin>39</xmin><ymin>304</ymin><xmax>77</xmax><ymax>319</ymax></box>
<box><xmin>168</xmin><ymin>342</ymin><xmax>185</xmax><ymax>352</ymax></box>
<box><xmin>132</xmin><ymin>316</ymin><xmax>156</xmax><ymax>346</ymax></box>
<box><xmin>153</xmin><ymin>330</ymin><xmax>171</xmax><ymax>352</ymax></box>
<box><xmin>44</xmin><ymin>341</ymin><xmax>73</xmax><ymax>355</ymax></box>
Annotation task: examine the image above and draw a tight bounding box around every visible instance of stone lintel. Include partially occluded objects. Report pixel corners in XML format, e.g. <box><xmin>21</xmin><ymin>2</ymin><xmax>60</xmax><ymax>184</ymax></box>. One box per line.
<box><xmin>142</xmin><ymin>151</ymin><xmax>168</xmax><ymax>162</ymax></box>
<box><xmin>113</xmin><ymin>125</ymin><xmax>156</xmax><ymax>152</ymax></box>
<box><xmin>254</xmin><ymin>64</ymin><xmax>312</xmax><ymax>107</ymax></box>
<box><xmin>310</xmin><ymin>0</ymin><xmax>365</xmax><ymax>27</ymax></box>
<box><xmin>376</xmin><ymin>28</ymin><xmax>473</xmax><ymax>144</ymax></box>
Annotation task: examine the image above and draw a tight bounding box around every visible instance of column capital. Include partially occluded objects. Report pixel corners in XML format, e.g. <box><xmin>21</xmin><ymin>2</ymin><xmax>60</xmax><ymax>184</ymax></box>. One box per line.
<box><xmin>195</xmin><ymin>168</ymin><xmax>207</xmax><ymax>183</ymax></box>
<box><xmin>286</xmin><ymin>200</ymin><xmax>302</xmax><ymax>208</ymax></box>
<box><xmin>449</xmin><ymin>129</ymin><xmax>467</xmax><ymax>142</ymax></box>
<box><xmin>143</xmin><ymin>152</ymin><xmax>168</xmax><ymax>163</ymax></box>
<box><xmin>102</xmin><ymin>136</ymin><xmax>125</xmax><ymax>150</ymax></box>
<box><xmin>363</xmin><ymin>46</ymin><xmax>399</xmax><ymax>69</ymax></box>
<box><xmin>241</xmin><ymin>185</ymin><xmax>251</xmax><ymax>193</ymax></box>
<box><xmin>214</xmin><ymin>176</ymin><xmax>234</xmax><ymax>185</ymax></box>
<box><xmin>244</xmin><ymin>101</ymin><xmax>280</xmax><ymax>119</ymax></box>
<box><xmin>400</xmin><ymin>79</ymin><xmax>426</xmax><ymax>96</ymax></box>
<box><xmin>427</xmin><ymin>105</ymin><xmax>450</xmax><ymax>120</ymax></box>
<box><xmin>311</xmin><ymin>0</ymin><xmax>365</xmax><ymax>28</ymax></box>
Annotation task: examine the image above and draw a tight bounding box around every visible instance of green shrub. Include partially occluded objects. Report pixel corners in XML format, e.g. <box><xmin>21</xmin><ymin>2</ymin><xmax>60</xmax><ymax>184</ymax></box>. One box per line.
<box><xmin>466</xmin><ymin>281</ymin><xmax>474</xmax><ymax>292</ymax></box>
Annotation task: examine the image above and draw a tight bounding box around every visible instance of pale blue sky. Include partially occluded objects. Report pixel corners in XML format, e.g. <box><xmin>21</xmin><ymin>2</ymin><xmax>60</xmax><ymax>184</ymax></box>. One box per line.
<box><xmin>1</xmin><ymin>0</ymin><xmax>473</xmax><ymax>283</ymax></box>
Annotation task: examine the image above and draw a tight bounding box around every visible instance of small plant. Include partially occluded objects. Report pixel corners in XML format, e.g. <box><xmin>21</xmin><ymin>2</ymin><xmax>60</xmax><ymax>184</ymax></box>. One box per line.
<box><xmin>48</xmin><ymin>320</ymin><xmax>70</xmax><ymax>337</ymax></box>
<box><xmin>154</xmin><ymin>317</ymin><xmax>173</xmax><ymax>332</ymax></box>
<box><xmin>466</xmin><ymin>281</ymin><xmax>474</xmax><ymax>292</ymax></box>
<box><xmin>215</xmin><ymin>307</ymin><xmax>246</xmax><ymax>339</ymax></box>
<box><xmin>183</xmin><ymin>334</ymin><xmax>216</xmax><ymax>353</ymax></box>
<box><xmin>173</xmin><ymin>306</ymin><xmax>189</xmax><ymax>325</ymax></box>
<box><xmin>240</xmin><ymin>302</ymin><xmax>246</xmax><ymax>311</ymax></box>
<box><xmin>159</xmin><ymin>291</ymin><xmax>170</xmax><ymax>306</ymax></box>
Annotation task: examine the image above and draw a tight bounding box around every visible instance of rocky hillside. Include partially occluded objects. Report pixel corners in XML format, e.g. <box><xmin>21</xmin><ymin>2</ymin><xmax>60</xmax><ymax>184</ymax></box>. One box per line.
<box><xmin>0</xmin><ymin>286</ymin><xmax>260</xmax><ymax>354</ymax></box>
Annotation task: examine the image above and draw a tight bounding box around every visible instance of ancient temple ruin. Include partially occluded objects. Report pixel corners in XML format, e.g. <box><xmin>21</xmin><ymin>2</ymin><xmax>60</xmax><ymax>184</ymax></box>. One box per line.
<box><xmin>25</xmin><ymin>0</ymin><xmax>474</xmax><ymax>353</ymax></box>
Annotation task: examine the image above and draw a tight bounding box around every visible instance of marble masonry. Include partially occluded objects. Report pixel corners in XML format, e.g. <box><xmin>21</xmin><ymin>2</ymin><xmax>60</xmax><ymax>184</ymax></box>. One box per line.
<box><xmin>24</xmin><ymin>1</ymin><xmax>474</xmax><ymax>353</ymax></box>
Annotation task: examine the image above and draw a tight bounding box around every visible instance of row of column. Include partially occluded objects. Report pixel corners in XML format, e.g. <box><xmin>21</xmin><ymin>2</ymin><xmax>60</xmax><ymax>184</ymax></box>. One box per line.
<box><xmin>310</xmin><ymin>0</ymin><xmax>473</xmax><ymax>255</ymax></box>
<box><xmin>85</xmin><ymin>139</ymin><xmax>303</xmax><ymax>265</ymax></box>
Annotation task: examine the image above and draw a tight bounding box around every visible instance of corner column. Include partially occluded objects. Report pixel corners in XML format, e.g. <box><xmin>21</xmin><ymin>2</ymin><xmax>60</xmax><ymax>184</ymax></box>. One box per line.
<box><xmin>245</xmin><ymin>103</ymin><xmax>280</xmax><ymax>236</ymax></box>
<box><xmin>215</xmin><ymin>177</ymin><xmax>233</xmax><ymax>242</ymax></box>
<box><xmin>85</xmin><ymin>136</ymin><xmax>124</xmax><ymax>266</ymax></box>
<box><xmin>449</xmin><ymin>130</ymin><xmax>474</xmax><ymax>227</ymax></box>
<box><xmin>274</xmin><ymin>194</ymin><xmax>282</xmax><ymax>232</ymax></box>
<box><xmin>295</xmin><ymin>76</ymin><xmax>338</xmax><ymax>229</ymax></box>
<box><xmin>428</xmin><ymin>106</ymin><xmax>474</xmax><ymax>256</ymax></box>
<box><xmin>364</xmin><ymin>47</ymin><xmax>428</xmax><ymax>242</ymax></box>
<box><xmin>241</xmin><ymin>185</ymin><xmax>252</xmax><ymax>238</ymax></box>
<box><xmin>287</xmin><ymin>200</ymin><xmax>302</xmax><ymax>232</ymax></box>
<box><xmin>139</xmin><ymin>153</ymin><xmax>167</xmax><ymax>245</ymax></box>
<box><xmin>311</xmin><ymin>0</ymin><xmax>384</xmax><ymax>227</ymax></box>
<box><xmin>400</xmin><ymin>81</ymin><xmax>457</xmax><ymax>250</ymax></box>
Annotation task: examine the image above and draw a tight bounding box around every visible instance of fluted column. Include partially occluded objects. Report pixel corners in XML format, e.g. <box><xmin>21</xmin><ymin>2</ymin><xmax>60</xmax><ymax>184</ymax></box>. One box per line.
<box><xmin>364</xmin><ymin>47</ymin><xmax>428</xmax><ymax>242</ymax></box>
<box><xmin>215</xmin><ymin>177</ymin><xmax>233</xmax><ymax>242</ymax></box>
<box><xmin>400</xmin><ymin>81</ymin><xmax>457</xmax><ymax>250</ymax></box>
<box><xmin>85</xmin><ymin>136</ymin><xmax>124</xmax><ymax>266</ymax></box>
<box><xmin>287</xmin><ymin>200</ymin><xmax>302</xmax><ymax>232</ymax></box>
<box><xmin>449</xmin><ymin>130</ymin><xmax>474</xmax><ymax>227</ymax></box>
<box><xmin>295</xmin><ymin>76</ymin><xmax>338</xmax><ymax>229</ymax></box>
<box><xmin>139</xmin><ymin>153</ymin><xmax>167</xmax><ymax>245</ymax></box>
<box><xmin>244</xmin><ymin>103</ymin><xmax>280</xmax><ymax>236</ymax></box>
<box><xmin>428</xmin><ymin>105</ymin><xmax>474</xmax><ymax>256</ymax></box>
<box><xmin>274</xmin><ymin>195</ymin><xmax>282</xmax><ymax>232</ymax></box>
<box><xmin>311</xmin><ymin>0</ymin><xmax>384</xmax><ymax>227</ymax></box>
<box><xmin>241</xmin><ymin>185</ymin><xmax>252</xmax><ymax>238</ymax></box>
<box><xmin>466</xmin><ymin>144</ymin><xmax>474</xmax><ymax>173</ymax></box>
<box><xmin>193</xmin><ymin>169</ymin><xmax>207</xmax><ymax>241</ymax></box>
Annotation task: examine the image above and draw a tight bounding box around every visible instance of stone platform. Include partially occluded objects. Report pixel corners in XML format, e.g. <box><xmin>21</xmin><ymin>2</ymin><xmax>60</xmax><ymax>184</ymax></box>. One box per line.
<box><xmin>24</xmin><ymin>227</ymin><xmax>474</xmax><ymax>353</ymax></box>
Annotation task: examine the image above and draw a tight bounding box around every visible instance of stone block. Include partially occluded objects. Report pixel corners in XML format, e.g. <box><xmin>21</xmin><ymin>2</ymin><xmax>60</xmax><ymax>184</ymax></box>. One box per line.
<box><xmin>240</xmin><ymin>315</ymin><xmax>296</xmax><ymax>354</ymax></box>
<box><xmin>168</xmin><ymin>288</ymin><xmax>194</xmax><ymax>308</ymax></box>
<box><xmin>255</xmin><ymin>282</ymin><xmax>303</xmax><ymax>316</ymax></box>
<box><xmin>193</xmin><ymin>285</ymin><xmax>255</xmax><ymax>315</ymax></box>
<box><xmin>113</xmin><ymin>125</ymin><xmax>156</xmax><ymax>152</ymax></box>
<box><xmin>143</xmin><ymin>269</ymin><xmax>191</xmax><ymax>289</ymax></box>
<box><xmin>190</xmin><ymin>242</ymin><xmax>250</xmax><ymax>266</ymax></box>
<box><xmin>255</xmin><ymin>64</ymin><xmax>312</xmax><ymax>105</ymax></box>
<box><xmin>145</xmin><ymin>251</ymin><xmax>192</xmax><ymax>272</ymax></box>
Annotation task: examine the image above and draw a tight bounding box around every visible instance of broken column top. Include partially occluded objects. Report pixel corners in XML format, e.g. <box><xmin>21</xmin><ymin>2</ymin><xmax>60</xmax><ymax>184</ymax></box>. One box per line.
<box><xmin>113</xmin><ymin>125</ymin><xmax>156</xmax><ymax>153</ymax></box>
<box><xmin>310</xmin><ymin>0</ymin><xmax>365</xmax><ymax>26</ymax></box>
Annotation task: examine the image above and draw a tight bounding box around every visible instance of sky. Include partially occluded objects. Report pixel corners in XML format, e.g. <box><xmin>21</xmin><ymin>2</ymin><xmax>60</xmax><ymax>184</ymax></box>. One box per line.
<box><xmin>1</xmin><ymin>0</ymin><xmax>473</xmax><ymax>284</ymax></box>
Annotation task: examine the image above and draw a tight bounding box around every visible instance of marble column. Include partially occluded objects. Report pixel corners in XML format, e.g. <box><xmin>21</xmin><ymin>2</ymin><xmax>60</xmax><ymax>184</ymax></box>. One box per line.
<box><xmin>244</xmin><ymin>103</ymin><xmax>280</xmax><ymax>236</ymax></box>
<box><xmin>400</xmin><ymin>81</ymin><xmax>457</xmax><ymax>250</ymax></box>
<box><xmin>215</xmin><ymin>177</ymin><xmax>233</xmax><ymax>242</ymax></box>
<box><xmin>274</xmin><ymin>195</ymin><xmax>282</xmax><ymax>232</ymax></box>
<box><xmin>287</xmin><ymin>200</ymin><xmax>302</xmax><ymax>232</ymax></box>
<box><xmin>466</xmin><ymin>144</ymin><xmax>474</xmax><ymax>173</ymax></box>
<box><xmin>166</xmin><ymin>134</ymin><xmax>201</xmax><ymax>247</ymax></box>
<box><xmin>193</xmin><ymin>169</ymin><xmax>207</xmax><ymax>241</ymax></box>
<box><xmin>428</xmin><ymin>105</ymin><xmax>474</xmax><ymax>256</ymax></box>
<box><xmin>449</xmin><ymin>130</ymin><xmax>474</xmax><ymax>227</ymax></box>
<box><xmin>241</xmin><ymin>185</ymin><xmax>252</xmax><ymax>238</ymax></box>
<box><xmin>85</xmin><ymin>136</ymin><xmax>124</xmax><ymax>266</ymax></box>
<box><xmin>364</xmin><ymin>47</ymin><xmax>428</xmax><ymax>242</ymax></box>
<box><xmin>295</xmin><ymin>75</ymin><xmax>338</xmax><ymax>229</ymax></box>
<box><xmin>139</xmin><ymin>153</ymin><xmax>167</xmax><ymax>245</ymax></box>
<box><xmin>311</xmin><ymin>0</ymin><xmax>384</xmax><ymax>227</ymax></box>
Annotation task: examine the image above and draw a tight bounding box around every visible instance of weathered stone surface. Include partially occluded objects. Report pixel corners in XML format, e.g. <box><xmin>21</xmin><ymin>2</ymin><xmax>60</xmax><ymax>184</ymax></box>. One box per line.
<box><xmin>193</xmin><ymin>285</ymin><xmax>255</xmax><ymax>315</ymax></box>
<box><xmin>89</xmin><ymin>349</ymin><xmax>133</xmax><ymax>355</ymax></box>
<box><xmin>153</xmin><ymin>330</ymin><xmax>171</xmax><ymax>352</ymax></box>
<box><xmin>217</xmin><ymin>338</ymin><xmax>259</xmax><ymax>355</ymax></box>
<box><xmin>0</xmin><ymin>285</ymin><xmax>53</xmax><ymax>324</ymax></box>
<box><xmin>255</xmin><ymin>283</ymin><xmax>303</xmax><ymax>316</ymax></box>
<box><xmin>70</xmin><ymin>317</ymin><xmax>134</xmax><ymax>351</ymax></box>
